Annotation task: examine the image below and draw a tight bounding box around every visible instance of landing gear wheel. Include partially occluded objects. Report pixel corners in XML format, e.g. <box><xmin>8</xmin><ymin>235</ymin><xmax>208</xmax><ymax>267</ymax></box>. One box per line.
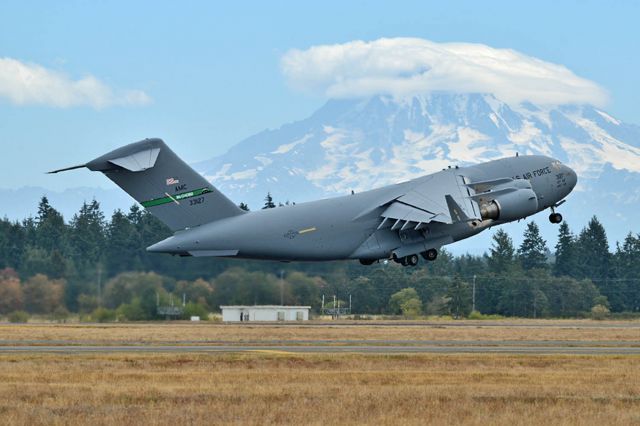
<box><xmin>406</xmin><ymin>254</ymin><xmax>419</xmax><ymax>267</ymax></box>
<box><xmin>549</xmin><ymin>213</ymin><xmax>563</xmax><ymax>224</ymax></box>
<box><xmin>359</xmin><ymin>258</ymin><xmax>376</xmax><ymax>266</ymax></box>
<box><xmin>422</xmin><ymin>248</ymin><xmax>438</xmax><ymax>261</ymax></box>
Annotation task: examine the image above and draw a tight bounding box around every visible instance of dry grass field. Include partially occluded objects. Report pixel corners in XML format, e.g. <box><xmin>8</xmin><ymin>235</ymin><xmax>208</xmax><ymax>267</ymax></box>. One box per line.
<box><xmin>1</xmin><ymin>321</ymin><xmax>639</xmax><ymax>425</ymax></box>
<box><xmin>0</xmin><ymin>352</ymin><xmax>639</xmax><ymax>425</ymax></box>
<box><xmin>1</xmin><ymin>320</ymin><xmax>640</xmax><ymax>345</ymax></box>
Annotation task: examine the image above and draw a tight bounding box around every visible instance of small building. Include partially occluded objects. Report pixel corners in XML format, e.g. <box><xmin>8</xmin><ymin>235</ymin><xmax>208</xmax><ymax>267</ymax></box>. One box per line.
<box><xmin>221</xmin><ymin>305</ymin><xmax>311</xmax><ymax>322</ymax></box>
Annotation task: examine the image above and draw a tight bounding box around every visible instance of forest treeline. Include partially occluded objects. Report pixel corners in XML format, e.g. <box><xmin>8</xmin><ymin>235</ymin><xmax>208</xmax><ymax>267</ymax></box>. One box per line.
<box><xmin>0</xmin><ymin>195</ymin><xmax>639</xmax><ymax>320</ymax></box>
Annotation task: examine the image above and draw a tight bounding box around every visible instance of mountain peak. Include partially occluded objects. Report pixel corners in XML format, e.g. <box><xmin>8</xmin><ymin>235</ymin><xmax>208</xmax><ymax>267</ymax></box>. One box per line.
<box><xmin>192</xmin><ymin>92</ymin><xmax>640</xmax><ymax>247</ymax></box>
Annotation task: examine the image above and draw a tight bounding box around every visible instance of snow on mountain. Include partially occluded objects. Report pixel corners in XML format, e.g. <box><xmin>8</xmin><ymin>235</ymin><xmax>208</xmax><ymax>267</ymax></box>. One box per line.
<box><xmin>4</xmin><ymin>93</ymin><xmax>637</xmax><ymax>254</ymax></box>
<box><xmin>194</xmin><ymin>93</ymin><xmax>640</xmax><ymax>250</ymax></box>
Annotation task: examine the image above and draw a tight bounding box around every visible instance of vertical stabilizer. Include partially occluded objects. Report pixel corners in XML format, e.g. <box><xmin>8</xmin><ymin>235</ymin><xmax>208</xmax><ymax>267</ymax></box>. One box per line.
<box><xmin>51</xmin><ymin>138</ymin><xmax>244</xmax><ymax>231</ymax></box>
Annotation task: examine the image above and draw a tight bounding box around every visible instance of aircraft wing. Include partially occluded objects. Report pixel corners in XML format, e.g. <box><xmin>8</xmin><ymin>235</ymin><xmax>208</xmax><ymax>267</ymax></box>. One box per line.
<box><xmin>377</xmin><ymin>170</ymin><xmax>480</xmax><ymax>230</ymax></box>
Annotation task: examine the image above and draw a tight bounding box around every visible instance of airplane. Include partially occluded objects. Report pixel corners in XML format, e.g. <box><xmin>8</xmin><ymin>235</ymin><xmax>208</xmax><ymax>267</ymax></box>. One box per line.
<box><xmin>49</xmin><ymin>138</ymin><xmax>577</xmax><ymax>267</ymax></box>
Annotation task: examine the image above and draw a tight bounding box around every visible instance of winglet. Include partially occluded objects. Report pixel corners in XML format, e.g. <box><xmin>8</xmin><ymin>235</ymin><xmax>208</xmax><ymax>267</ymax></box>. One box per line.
<box><xmin>445</xmin><ymin>195</ymin><xmax>469</xmax><ymax>222</ymax></box>
<box><xmin>47</xmin><ymin>164</ymin><xmax>87</xmax><ymax>174</ymax></box>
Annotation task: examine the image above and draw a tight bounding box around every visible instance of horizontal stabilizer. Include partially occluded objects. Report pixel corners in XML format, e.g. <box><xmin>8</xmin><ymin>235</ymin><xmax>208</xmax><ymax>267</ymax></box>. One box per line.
<box><xmin>108</xmin><ymin>147</ymin><xmax>160</xmax><ymax>172</ymax></box>
<box><xmin>47</xmin><ymin>164</ymin><xmax>87</xmax><ymax>174</ymax></box>
<box><xmin>49</xmin><ymin>138</ymin><xmax>245</xmax><ymax>231</ymax></box>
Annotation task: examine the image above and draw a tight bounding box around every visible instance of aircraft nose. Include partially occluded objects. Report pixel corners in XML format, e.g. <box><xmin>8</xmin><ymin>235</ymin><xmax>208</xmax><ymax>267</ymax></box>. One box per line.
<box><xmin>564</xmin><ymin>164</ymin><xmax>577</xmax><ymax>190</ymax></box>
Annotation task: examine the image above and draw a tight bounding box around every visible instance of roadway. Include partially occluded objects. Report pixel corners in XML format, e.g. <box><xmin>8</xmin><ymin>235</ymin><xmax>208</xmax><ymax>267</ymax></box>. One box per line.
<box><xmin>2</xmin><ymin>343</ymin><xmax>640</xmax><ymax>355</ymax></box>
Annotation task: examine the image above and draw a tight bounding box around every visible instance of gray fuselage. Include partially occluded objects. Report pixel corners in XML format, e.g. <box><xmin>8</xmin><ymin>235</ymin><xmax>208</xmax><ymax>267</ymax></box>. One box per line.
<box><xmin>147</xmin><ymin>155</ymin><xmax>577</xmax><ymax>262</ymax></box>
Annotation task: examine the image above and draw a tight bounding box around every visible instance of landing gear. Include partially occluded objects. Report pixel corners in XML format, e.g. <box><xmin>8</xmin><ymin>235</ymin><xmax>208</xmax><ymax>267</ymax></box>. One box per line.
<box><xmin>421</xmin><ymin>248</ymin><xmax>438</xmax><ymax>261</ymax></box>
<box><xmin>406</xmin><ymin>254</ymin><xmax>419</xmax><ymax>267</ymax></box>
<box><xmin>549</xmin><ymin>212</ymin><xmax>563</xmax><ymax>224</ymax></box>
<box><xmin>392</xmin><ymin>253</ymin><xmax>419</xmax><ymax>267</ymax></box>
<box><xmin>359</xmin><ymin>258</ymin><xmax>376</xmax><ymax>266</ymax></box>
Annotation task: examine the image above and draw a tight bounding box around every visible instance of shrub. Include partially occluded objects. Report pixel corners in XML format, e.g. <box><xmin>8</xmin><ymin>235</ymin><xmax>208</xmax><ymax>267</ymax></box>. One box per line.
<box><xmin>8</xmin><ymin>310</ymin><xmax>29</xmax><ymax>323</ymax></box>
<box><xmin>51</xmin><ymin>306</ymin><xmax>70</xmax><ymax>323</ymax></box>
<box><xmin>468</xmin><ymin>310</ymin><xmax>505</xmax><ymax>320</ymax></box>
<box><xmin>116</xmin><ymin>299</ymin><xmax>148</xmax><ymax>321</ymax></box>
<box><xmin>92</xmin><ymin>307</ymin><xmax>117</xmax><ymax>323</ymax></box>
<box><xmin>591</xmin><ymin>304</ymin><xmax>610</xmax><ymax>320</ymax></box>
<box><xmin>183</xmin><ymin>302</ymin><xmax>209</xmax><ymax>320</ymax></box>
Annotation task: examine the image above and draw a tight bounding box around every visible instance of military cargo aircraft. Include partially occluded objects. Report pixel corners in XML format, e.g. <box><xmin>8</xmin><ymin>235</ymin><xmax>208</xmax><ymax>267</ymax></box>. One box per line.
<box><xmin>50</xmin><ymin>138</ymin><xmax>577</xmax><ymax>266</ymax></box>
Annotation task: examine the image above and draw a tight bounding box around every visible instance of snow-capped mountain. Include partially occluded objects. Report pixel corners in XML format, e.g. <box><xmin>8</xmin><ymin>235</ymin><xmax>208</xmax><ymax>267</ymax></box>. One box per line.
<box><xmin>5</xmin><ymin>93</ymin><xmax>638</xmax><ymax>253</ymax></box>
<box><xmin>195</xmin><ymin>93</ymin><xmax>640</xmax><ymax>249</ymax></box>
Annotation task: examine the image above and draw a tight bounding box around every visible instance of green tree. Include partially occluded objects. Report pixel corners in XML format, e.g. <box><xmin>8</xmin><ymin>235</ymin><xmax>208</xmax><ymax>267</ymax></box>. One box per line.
<box><xmin>175</xmin><ymin>278</ymin><xmax>214</xmax><ymax>309</ymax></box>
<box><xmin>34</xmin><ymin>196</ymin><xmax>67</xmax><ymax>254</ymax></box>
<box><xmin>211</xmin><ymin>268</ymin><xmax>281</xmax><ymax>306</ymax></box>
<box><xmin>286</xmin><ymin>271</ymin><xmax>322</xmax><ymax>307</ymax></box>
<box><xmin>69</xmin><ymin>200</ymin><xmax>105</xmax><ymax>267</ymax></box>
<box><xmin>498</xmin><ymin>270</ymin><xmax>549</xmax><ymax>318</ymax></box>
<box><xmin>0</xmin><ymin>219</ymin><xmax>26</xmax><ymax>270</ymax></box>
<box><xmin>614</xmin><ymin>233</ymin><xmax>640</xmax><ymax>312</ymax></box>
<box><xmin>103</xmin><ymin>271</ymin><xmax>168</xmax><ymax>313</ymax></box>
<box><xmin>347</xmin><ymin>276</ymin><xmax>382</xmax><ymax>314</ymax></box>
<box><xmin>446</xmin><ymin>276</ymin><xmax>472</xmax><ymax>318</ymax></box>
<box><xmin>576</xmin><ymin>217</ymin><xmax>614</xmax><ymax>307</ymax></box>
<box><xmin>238</xmin><ymin>202</ymin><xmax>250</xmax><ymax>211</ymax></box>
<box><xmin>22</xmin><ymin>274</ymin><xmax>65</xmax><ymax>314</ymax></box>
<box><xmin>262</xmin><ymin>192</ymin><xmax>276</xmax><ymax>209</ymax></box>
<box><xmin>488</xmin><ymin>229</ymin><xmax>516</xmax><ymax>273</ymax></box>
<box><xmin>389</xmin><ymin>288</ymin><xmax>422</xmax><ymax>315</ymax></box>
<box><xmin>400</xmin><ymin>297</ymin><xmax>422</xmax><ymax>318</ymax></box>
<box><xmin>0</xmin><ymin>269</ymin><xmax>23</xmax><ymax>314</ymax></box>
<box><xmin>518</xmin><ymin>221</ymin><xmax>548</xmax><ymax>270</ymax></box>
<box><xmin>105</xmin><ymin>210</ymin><xmax>142</xmax><ymax>276</ymax></box>
<box><xmin>554</xmin><ymin>221</ymin><xmax>578</xmax><ymax>277</ymax></box>
<box><xmin>542</xmin><ymin>276</ymin><xmax>599</xmax><ymax>317</ymax></box>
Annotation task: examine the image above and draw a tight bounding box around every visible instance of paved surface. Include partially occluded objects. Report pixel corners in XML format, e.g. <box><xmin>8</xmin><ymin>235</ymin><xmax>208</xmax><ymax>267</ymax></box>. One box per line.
<box><xmin>1</xmin><ymin>339</ymin><xmax>639</xmax><ymax>347</ymax></box>
<box><xmin>4</xmin><ymin>321</ymin><xmax>640</xmax><ymax>328</ymax></box>
<box><xmin>1</xmin><ymin>344</ymin><xmax>639</xmax><ymax>355</ymax></box>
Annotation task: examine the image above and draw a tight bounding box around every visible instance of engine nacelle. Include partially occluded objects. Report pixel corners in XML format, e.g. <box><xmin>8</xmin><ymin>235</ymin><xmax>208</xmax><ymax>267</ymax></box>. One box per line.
<box><xmin>480</xmin><ymin>188</ymin><xmax>538</xmax><ymax>222</ymax></box>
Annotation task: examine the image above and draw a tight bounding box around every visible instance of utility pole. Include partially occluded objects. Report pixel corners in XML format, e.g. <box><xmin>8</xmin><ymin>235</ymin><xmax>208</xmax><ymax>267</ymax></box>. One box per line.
<box><xmin>97</xmin><ymin>263</ymin><xmax>102</xmax><ymax>307</ymax></box>
<box><xmin>472</xmin><ymin>274</ymin><xmax>477</xmax><ymax>312</ymax></box>
<box><xmin>333</xmin><ymin>295</ymin><xmax>336</xmax><ymax>320</ymax></box>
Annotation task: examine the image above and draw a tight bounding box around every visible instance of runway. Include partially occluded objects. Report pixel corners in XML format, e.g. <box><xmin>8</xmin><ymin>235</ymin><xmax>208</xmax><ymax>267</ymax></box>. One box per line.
<box><xmin>2</xmin><ymin>343</ymin><xmax>640</xmax><ymax>355</ymax></box>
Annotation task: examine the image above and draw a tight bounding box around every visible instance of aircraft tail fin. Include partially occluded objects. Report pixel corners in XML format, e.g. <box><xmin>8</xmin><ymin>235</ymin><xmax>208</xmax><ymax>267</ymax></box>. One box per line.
<box><xmin>50</xmin><ymin>138</ymin><xmax>244</xmax><ymax>231</ymax></box>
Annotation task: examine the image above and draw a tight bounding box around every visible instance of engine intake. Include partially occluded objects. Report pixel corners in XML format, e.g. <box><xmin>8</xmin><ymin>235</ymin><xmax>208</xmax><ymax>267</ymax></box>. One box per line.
<box><xmin>480</xmin><ymin>188</ymin><xmax>538</xmax><ymax>222</ymax></box>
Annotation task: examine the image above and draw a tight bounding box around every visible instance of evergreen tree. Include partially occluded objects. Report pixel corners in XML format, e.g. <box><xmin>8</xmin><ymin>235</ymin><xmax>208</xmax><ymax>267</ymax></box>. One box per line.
<box><xmin>518</xmin><ymin>221</ymin><xmax>548</xmax><ymax>270</ymax></box>
<box><xmin>69</xmin><ymin>200</ymin><xmax>106</xmax><ymax>267</ymax></box>
<box><xmin>446</xmin><ymin>276</ymin><xmax>472</xmax><ymax>318</ymax></box>
<box><xmin>576</xmin><ymin>216</ymin><xmax>615</xmax><ymax>308</ymax></box>
<box><xmin>34</xmin><ymin>196</ymin><xmax>67</xmax><ymax>254</ymax></box>
<box><xmin>488</xmin><ymin>229</ymin><xmax>516</xmax><ymax>273</ymax></box>
<box><xmin>614</xmin><ymin>233</ymin><xmax>640</xmax><ymax>312</ymax></box>
<box><xmin>0</xmin><ymin>219</ymin><xmax>25</xmax><ymax>270</ymax></box>
<box><xmin>554</xmin><ymin>221</ymin><xmax>578</xmax><ymax>277</ymax></box>
<box><xmin>105</xmin><ymin>210</ymin><xmax>142</xmax><ymax>276</ymax></box>
<box><xmin>238</xmin><ymin>202</ymin><xmax>250</xmax><ymax>211</ymax></box>
<box><xmin>126</xmin><ymin>204</ymin><xmax>144</xmax><ymax>225</ymax></box>
<box><xmin>262</xmin><ymin>192</ymin><xmax>276</xmax><ymax>209</ymax></box>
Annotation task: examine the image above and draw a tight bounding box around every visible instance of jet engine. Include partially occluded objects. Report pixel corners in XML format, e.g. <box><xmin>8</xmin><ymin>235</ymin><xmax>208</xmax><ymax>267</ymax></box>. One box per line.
<box><xmin>479</xmin><ymin>188</ymin><xmax>538</xmax><ymax>222</ymax></box>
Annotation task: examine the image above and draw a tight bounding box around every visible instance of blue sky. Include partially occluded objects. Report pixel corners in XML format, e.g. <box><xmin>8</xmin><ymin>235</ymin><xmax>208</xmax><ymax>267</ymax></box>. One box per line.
<box><xmin>1</xmin><ymin>0</ymin><xmax>639</xmax><ymax>190</ymax></box>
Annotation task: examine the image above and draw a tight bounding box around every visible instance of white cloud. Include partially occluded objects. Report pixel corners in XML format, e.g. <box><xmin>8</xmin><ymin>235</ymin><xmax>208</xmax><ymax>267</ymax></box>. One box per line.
<box><xmin>281</xmin><ymin>38</ymin><xmax>608</xmax><ymax>107</ymax></box>
<box><xmin>0</xmin><ymin>57</ymin><xmax>152</xmax><ymax>108</ymax></box>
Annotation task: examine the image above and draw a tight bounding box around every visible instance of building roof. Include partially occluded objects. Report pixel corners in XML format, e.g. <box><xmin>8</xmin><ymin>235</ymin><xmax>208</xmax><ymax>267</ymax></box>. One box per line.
<box><xmin>220</xmin><ymin>305</ymin><xmax>311</xmax><ymax>309</ymax></box>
